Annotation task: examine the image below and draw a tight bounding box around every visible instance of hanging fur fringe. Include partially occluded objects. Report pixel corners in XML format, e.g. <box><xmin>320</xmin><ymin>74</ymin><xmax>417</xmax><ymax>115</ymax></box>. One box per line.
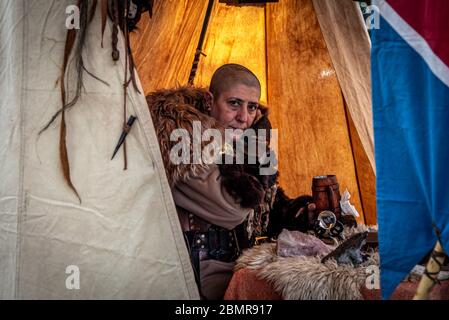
<box><xmin>40</xmin><ymin>0</ymin><xmax>152</xmax><ymax>201</ymax></box>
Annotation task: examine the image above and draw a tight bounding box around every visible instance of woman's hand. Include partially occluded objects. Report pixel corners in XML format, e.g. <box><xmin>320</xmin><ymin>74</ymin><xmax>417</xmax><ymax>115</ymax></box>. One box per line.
<box><xmin>295</xmin><ymin>202</ymin><xmax>317</xmax><ymax>227</ymax></box>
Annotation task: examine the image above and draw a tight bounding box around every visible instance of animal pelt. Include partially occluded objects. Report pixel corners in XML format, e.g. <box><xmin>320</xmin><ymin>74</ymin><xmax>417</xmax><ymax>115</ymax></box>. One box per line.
<box><xmin>145</xmin><ymin>86</ymin><xmax>270</xmax><ymax>209</ymax></box>
<box><xmin>235</xmin><ymin>225</ymin><xmax>379</xmax><ymax>300</ymax></box>
<box><xmin>146</xmin><ymin>86</ymin><xmax>218</xmax><ymax>186</ymax></box>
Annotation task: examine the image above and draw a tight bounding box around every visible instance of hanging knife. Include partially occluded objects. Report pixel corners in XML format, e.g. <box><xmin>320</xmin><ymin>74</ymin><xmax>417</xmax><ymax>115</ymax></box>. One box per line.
<box><xmin>111</xmin><ymin>115</ymin><xmax>137</xmax><ymax>160</ymax></box>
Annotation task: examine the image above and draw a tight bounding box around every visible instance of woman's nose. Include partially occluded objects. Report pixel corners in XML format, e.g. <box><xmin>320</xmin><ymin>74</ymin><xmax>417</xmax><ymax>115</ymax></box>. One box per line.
<box><xmin>237</xmin><ymin>105</ymin><xmax>249</xmax><ymax>123</ymax></box>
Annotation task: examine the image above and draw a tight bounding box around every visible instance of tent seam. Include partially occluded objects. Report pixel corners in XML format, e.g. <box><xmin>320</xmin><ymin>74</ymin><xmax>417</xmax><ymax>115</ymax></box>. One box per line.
<box><xmin>14</xmin><ymin>0</ymin><xmax>27</xmax><ymax>300</ymax></box>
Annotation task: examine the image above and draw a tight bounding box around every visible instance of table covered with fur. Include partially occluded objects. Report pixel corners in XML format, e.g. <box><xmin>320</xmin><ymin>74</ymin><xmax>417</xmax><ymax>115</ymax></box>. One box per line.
<box><xmin>224</xmin><ymin>226</ymin><xmax>449</xmax><ymax>300</ymax></box>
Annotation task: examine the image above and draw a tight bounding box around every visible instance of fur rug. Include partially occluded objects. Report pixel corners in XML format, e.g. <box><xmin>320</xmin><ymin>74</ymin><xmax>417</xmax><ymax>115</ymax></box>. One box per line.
<box><xmin>235</xmin><ymin>225</ymin><xmax>379</xmax><ymax>300</ymax></box>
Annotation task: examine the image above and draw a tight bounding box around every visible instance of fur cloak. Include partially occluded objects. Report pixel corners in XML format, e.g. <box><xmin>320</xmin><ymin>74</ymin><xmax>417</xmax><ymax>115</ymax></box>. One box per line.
<box><xmin>146</xmin><ymin>86</ymin><xmax>219</xmax><ymax>187</ymax></box>
<box><xmin>147</xmin><ymin>86</ymin><xmax>276</xmax><ymax>208</ymax></box>
<box><xmin>145</xmin><ymin>86</ymin><xmax>314</xmax><ymax>236</ymax></box>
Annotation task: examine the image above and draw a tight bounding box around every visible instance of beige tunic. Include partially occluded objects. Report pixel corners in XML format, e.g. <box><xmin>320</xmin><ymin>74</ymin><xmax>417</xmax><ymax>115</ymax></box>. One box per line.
<box><xmin>172</xmin><ymin>165</ymin><xmax>252</xmax><ymax>230</ymax></box>
<box><xmin>172</xmin><ymin>166</ymin><xmax>252</xmax><ymax>299</ymax></box>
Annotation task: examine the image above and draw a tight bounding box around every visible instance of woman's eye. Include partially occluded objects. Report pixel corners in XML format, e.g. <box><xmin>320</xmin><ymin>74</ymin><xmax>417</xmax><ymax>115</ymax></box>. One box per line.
<box><xmin>228</xmin><ymin>100</ymin><xmax>240</xmax><ymax>107</ymax></box>
<box><xmin>248</xmin><ymin>104</ymin><xmax>258</xmax><ymax>111</ymax></box>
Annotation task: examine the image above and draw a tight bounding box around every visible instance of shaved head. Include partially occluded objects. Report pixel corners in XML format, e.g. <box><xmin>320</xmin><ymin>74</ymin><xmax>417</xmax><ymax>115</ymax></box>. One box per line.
<box><xmin>209</xmin><ymin>64</ymin><xmax>261</xmax><ymax>99</ymax></box>
<box><xmin>207</xmin><ymin>64</ymin><xmax>261</xmax><ymax>133</ymax></box>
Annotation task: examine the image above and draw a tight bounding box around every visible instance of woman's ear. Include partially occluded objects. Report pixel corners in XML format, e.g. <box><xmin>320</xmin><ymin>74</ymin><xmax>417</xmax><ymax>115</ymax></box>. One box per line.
<box><xmin>205</xmin><ymin>91</ymin><xmax>214</xmax><ymax>111</ymax></box>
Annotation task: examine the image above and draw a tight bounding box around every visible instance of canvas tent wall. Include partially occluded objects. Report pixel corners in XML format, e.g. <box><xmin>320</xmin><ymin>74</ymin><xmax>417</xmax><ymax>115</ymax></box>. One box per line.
<box><xmin>129</xmin><ymin>0</ymin><xmax>376</xmax><ymax>224</ymax></box>
<box><xmin>0</xmin><ymin>0</ymin><xmax>375</xmax><ymax>300</ymax></box>
<box><xmin>0</xmin><ymin>0</ymin><xmax>198</xmax><ymax>299</ymax></box>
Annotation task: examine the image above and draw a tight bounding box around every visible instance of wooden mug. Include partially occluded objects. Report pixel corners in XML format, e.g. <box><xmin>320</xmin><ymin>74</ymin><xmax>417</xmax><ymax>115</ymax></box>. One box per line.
<box><xmin>312</xmin><ymin>175</ymin><xmax>341</xmax><ymax>219</ymax></box>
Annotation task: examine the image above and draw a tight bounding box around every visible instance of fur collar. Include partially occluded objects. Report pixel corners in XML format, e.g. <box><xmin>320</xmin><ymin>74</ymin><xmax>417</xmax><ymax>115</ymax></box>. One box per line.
<box><xmin>146</xmin><ymin>86</ymin><xmax>271</xmax><ymax>186</ymax></box>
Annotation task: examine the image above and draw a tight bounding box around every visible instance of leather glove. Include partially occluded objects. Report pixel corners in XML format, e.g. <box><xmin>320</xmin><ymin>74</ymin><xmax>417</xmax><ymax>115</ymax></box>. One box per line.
<box><xmin>268</xmin><ymin>188</ymin><xmax>317</xmax><ymax>236</ymax></box>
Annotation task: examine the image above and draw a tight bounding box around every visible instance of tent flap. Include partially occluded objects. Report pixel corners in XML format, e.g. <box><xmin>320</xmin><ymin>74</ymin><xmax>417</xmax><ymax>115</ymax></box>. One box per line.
<box><xmin>0</xmin><ymin>0</ymin><xmax>198</xmax><ymax>299</ymax></box>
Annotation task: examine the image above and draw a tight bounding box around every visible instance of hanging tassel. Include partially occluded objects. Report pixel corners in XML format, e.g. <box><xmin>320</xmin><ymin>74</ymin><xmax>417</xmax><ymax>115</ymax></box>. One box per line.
<box><xmin>60</xmin><ymin>111</ymin><xmax>82</xmax><ymax>203</ymax></box>
<box><xmin>89</xmin><ymin>0</ymin><xmax>98</xmax><ymax>22</ymax></box>
<box><xmin>60</xmin><ymin>27</ymin><xmax>81</xmax><ymax>203</ymax></box>
<box><xmin>111</xmin><ymin>0</ymin><xmax>120</xmax><ymax>61</ymax></box>
<box><xmin>43</xmin><ymin>0</ymin><xmax>92</xmax><ymax>203</ymax></box>
<box><xmin>121</xmin><ymin>0</ymin><xmax>130</xmax><ymax>170</ymax></box>
<box><xmin>100</xmin><ymin>0</ymin><xmax>108</xmax><ymax>47</ymax></box>
<box><xmin>57</xmin><ymin>0</ymin><xmax>85</xmax><ymax>203</ymax></box>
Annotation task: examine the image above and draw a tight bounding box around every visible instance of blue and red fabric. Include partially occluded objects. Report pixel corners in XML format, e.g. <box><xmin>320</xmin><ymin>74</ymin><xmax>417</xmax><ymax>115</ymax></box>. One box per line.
<box><xmin>372</xmin><ymin>0</ymin><xmax>449</xmax><ymax>299</ymax></box>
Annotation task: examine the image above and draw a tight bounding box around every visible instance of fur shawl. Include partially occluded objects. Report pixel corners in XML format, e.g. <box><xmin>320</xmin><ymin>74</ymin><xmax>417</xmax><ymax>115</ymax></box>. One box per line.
<box><xmin>146</xmin><ymin>86</ymin><xmax>219</xmax><ymax>186</ymax></box>
<box><xmin>146</xmin><ymin>86</ymin><xmax>271</xmax><ymax>210</ymax></box>
<box><xmin>146</xmin><ymin>86</ymin><xmax>270</xmax><ymax>185</ymax></box>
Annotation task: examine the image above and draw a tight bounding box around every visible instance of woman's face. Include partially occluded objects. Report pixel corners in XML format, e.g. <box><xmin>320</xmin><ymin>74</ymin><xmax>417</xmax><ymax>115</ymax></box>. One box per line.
<box><xmin>210</xmin><ymin>84</ymin><xmax>260</xmax><ymax>132</ymax></box>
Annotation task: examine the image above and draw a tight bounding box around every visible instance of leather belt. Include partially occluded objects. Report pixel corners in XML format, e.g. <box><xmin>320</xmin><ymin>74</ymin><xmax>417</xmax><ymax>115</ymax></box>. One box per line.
<box><xmin>185</xmin><ymin>226</ymin><xmax>241</xmax><ymax>263</ymax></box>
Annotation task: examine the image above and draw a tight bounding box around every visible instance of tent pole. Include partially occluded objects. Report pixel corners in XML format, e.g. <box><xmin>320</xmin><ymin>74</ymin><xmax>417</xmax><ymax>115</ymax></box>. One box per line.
<box><xmin>188</xmin><ymin>0</ymin><xmax>215</xmax><ymax>85</ymax></box>
<box><xmin>413</xmin><ymin>241</ymin><xmax>446</xmax><ymax>300</ymax></box>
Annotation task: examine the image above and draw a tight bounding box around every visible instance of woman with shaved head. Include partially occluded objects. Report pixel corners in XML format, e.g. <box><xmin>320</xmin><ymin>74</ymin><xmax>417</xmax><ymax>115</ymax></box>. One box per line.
<box><xmin>146</xmin><ymin>64</ymin><xmax>315</xmax><ymax>299</ymax></box>
<box><xmin>207</xmin><ymin>64</ymin><xmax>262</xmax><ymax>139</ymax></box>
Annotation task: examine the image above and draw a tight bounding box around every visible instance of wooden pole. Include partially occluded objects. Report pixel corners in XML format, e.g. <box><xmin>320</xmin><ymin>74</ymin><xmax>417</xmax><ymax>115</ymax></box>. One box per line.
<box><xmin>413</xmin><ymin>241</ymin><xmax>446</xmax><ymax>300</ymax></box>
